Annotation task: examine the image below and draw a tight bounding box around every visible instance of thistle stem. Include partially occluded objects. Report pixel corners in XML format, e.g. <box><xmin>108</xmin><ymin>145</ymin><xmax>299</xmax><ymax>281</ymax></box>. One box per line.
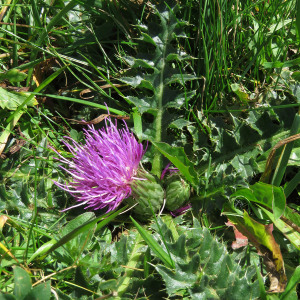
<box><xmin>151</xmin><ymin>18</ymin><xmax>168</xmax><ymax>178</ymax></box>
<box><xmin>152</xmin><ymin>106</ymin><xmax>163</xmax><ymax>177</ymax></box>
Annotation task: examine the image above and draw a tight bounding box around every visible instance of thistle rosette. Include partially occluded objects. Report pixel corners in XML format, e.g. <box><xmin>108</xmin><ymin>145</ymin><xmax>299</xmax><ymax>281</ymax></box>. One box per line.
<box><xmin>51</xmin><ymin>118</ymin><xmax>149</xmax><ymax>213</ymax></box>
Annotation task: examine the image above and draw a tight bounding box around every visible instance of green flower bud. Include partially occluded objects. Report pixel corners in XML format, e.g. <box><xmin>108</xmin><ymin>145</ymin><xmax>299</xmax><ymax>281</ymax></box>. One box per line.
<box><xmin>126</xmin><ymin>170</ymin><xmax>164</xmax><ymax>219</ymax></box>
<box><xmin>165</xmin><ymin>174</ymin><xmax>190</xmax><ymax>211</ymax></box>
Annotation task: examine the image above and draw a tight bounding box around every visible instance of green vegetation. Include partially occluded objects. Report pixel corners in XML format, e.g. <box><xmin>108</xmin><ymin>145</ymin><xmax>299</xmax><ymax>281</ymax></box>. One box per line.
<box><xmin>0</xmin><ymin>0</ymin><xmax>299</xmax><ymax>299</ymax></box>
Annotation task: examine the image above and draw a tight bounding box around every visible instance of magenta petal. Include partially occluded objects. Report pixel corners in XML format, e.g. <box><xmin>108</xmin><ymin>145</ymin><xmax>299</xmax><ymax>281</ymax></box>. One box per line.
<box><xmin>170</xmin><ymin>203</ymin><xmax>192</xmax><ymax>217</ymax></box>
<box><xmin>52</xmin><ymin>118</ymin><xmax>144</xmax><ymax>212</ymax></box>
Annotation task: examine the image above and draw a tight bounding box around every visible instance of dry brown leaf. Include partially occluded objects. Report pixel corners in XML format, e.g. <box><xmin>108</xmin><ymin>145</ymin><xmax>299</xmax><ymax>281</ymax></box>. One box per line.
<box><xmin>226</xmin><ymin>220</ymin><xmax>249</xmax><ymax>249</ymax></box>
<box><xmin>0</xmin><ymin>215</ymin><xmax>8</xmax><ymax>230</ymax></box>
<box><xmin>66</xmin><ymin>114</ymin><xmax>130</xmax><ymax>125</ymax></box>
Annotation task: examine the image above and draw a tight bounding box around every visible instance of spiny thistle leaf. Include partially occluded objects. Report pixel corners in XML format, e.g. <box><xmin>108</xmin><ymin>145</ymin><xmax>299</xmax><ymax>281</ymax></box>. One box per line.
<box><xmin>193</xmin><ymin>100</ymin><xmax>297</xmax><ymax>210</ymax></box>
<box><xmin>120</xmin><ymin>1</ymin><xmax>196</xmax><ymax>176</ymax></box>
<box><xmin>154</xmin><ymin>217</ymin><xmax>260</xmax><ymax>299</ymax></box>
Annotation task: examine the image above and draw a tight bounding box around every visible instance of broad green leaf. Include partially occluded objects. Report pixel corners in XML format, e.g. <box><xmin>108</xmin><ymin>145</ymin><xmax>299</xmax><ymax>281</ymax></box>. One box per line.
<box><xmin>143</xmin><ymin>247</ymin><xmax>151</xmax><ymax>278</ymax></box>
<box><xmin>291</xmin><ymin>71</ymin><xmax>300</xmax><ymax>82</ymax></box>
<box><xmin>268</xmin><ymin>19</ymin><xmax>293</xmax><ymax>34</ymax></box>
<box><xmin>151</xmin><ymin>141</ymin><xmax>198</xmax><ymax>187</ymax></box>
<box><xmin>259</xmin><ymin>206</ymin><xmax>300</xmax><ymax>250</ymax></box>
<box><xmin>0</xmin><ymin>87</ymin><xmax>37</xmax><ymax>110</ymax></box>
<box><xmin>166</xmin><ymin>52</ymin><xmax>193</xmax><ymax>62</ymax></box>
<box><xmin>115</xmin><ymin>235</ymin><xmax>129</xmax><ymax>265</ymax></box>
<box><xmin>253</xmin><ymin>183</ymin><xmax>286</xmax><ymax>219</ymax></box>
<box><xmin>119</xmin><ymin>76</ymin><xmax>143</xmax><ymax>88</ymax></box>
<box><xmin>123</xmin><ymin>56</ymin><xmax>154</xmax><ymax>68</ymax></box>
<box><xmin>244</xmin><ymin>212</ymin><xmax>282</xmax><ymax>256</ymax></box>
<box><xmin>74</xmin><ymin>267</ymin><xmax>90</xmax><ymax>297</ymax></box>
<box><xmin>25</xmin><ymin>281</ymin><xmax>51</xmax><ymax>300</ymax></box>
<box><xmin>164</xmin><ymin>90</ymin><xmax>196</xmax><ymax>108</ymax></box>
<box><xmin>231</xmin><ymin>182</ymin><xmax>286</xmax><ymax>219</ymax></box>
<box><xmin>130</xmin><ymin>216</ymin><xmax>175</xmax><ymax>269</ymax></box>
<box><xmin>161</xmin><ymin>215</ymin><xmax>180</xmax><ymax>241</ymax></box>
<box><xmin>231</xmin><ymin>83</ymin><xmax>249</xmax><ymax>102</ymax></box>
<box><xmin>13</xmin><ymin>267</ymin><xmax>32</xmax><ymax>300</ymax></box>
<box><xmin>227</xmin><ymin>210</ymin><xmax>287</xmax><ymax>293</ymax></box>
<box><xmin>98</xmin><ymin>279</ymin><xmax>118</xmax><ymax>291</ymax></box>
<box><xmin>167</xmin><ymin>235</ymin><xmax>187</xmax><ymax>261</ymax></box>
<box><xmin>0</xmin><ymin>69</ymin><xmax>27</xmax><ymax>83</ymax></box>
<box><xmin>231</xmin><ymin>187</ymin><xmax>257</xmax><ymax>203</ymax></box>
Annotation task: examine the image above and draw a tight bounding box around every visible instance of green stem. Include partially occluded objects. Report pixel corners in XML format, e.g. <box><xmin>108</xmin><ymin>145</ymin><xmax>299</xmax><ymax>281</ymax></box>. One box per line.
<box><xmin>152</xmin><ymin>106</ymin><xmax>163</xmax><ymax>177</ymax></box>
<box><xmin>151</xmin><ymin>18</ymin><xmax>168</xmax><ymax>178</ymax></box>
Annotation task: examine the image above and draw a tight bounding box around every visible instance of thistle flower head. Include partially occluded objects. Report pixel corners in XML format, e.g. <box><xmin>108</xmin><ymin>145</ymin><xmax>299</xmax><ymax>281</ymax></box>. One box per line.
<box><xmin>52</xmin><ymin>118</ymin><xmax>144</xmax><ymax>212</ymax></box>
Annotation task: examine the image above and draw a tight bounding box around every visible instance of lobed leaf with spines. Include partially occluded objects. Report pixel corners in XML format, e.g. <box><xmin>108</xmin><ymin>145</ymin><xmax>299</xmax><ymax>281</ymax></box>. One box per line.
<box><xmin>119</xmin><ymin>1</ymin><xmax>197</xmax><ymax>176</ymax></box>
<box><xmin>154</xmin><ymin>217</ymin><xmax>260</xmax><ymax>299</ymax></box>
<box><xmin>191</xmin><ymin>98</ymin><xmax>298</xmax><ymax>211</ymax></box>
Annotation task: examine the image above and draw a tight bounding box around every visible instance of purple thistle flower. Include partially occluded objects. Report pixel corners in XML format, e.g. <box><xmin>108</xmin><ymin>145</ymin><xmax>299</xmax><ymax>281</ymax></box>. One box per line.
<box><xmin>51</xmin><ymin>118</ymin><xmax>145</xmax><ymax>212</ymax></box>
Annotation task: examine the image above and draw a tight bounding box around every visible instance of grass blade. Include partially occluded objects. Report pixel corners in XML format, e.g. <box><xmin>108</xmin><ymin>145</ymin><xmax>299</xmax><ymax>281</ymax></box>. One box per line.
<box><xmin>130</xmin><ymin>216</ymin><xmax>175</xmax><ymax>269</ymax></box>
<box><xmin>272</xmin><ymin>113</ymin><xmax>300</xmax><ymax>186</ymax></box>
<box><xmin>280</xmin><ymin>266</ymin><xmax>300</xmax><ymax>299</ymax></box>
<box><xmin>42</xmin><ymin>206</ymin><xmax>127</xmax><ymax>257</ymax></box>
